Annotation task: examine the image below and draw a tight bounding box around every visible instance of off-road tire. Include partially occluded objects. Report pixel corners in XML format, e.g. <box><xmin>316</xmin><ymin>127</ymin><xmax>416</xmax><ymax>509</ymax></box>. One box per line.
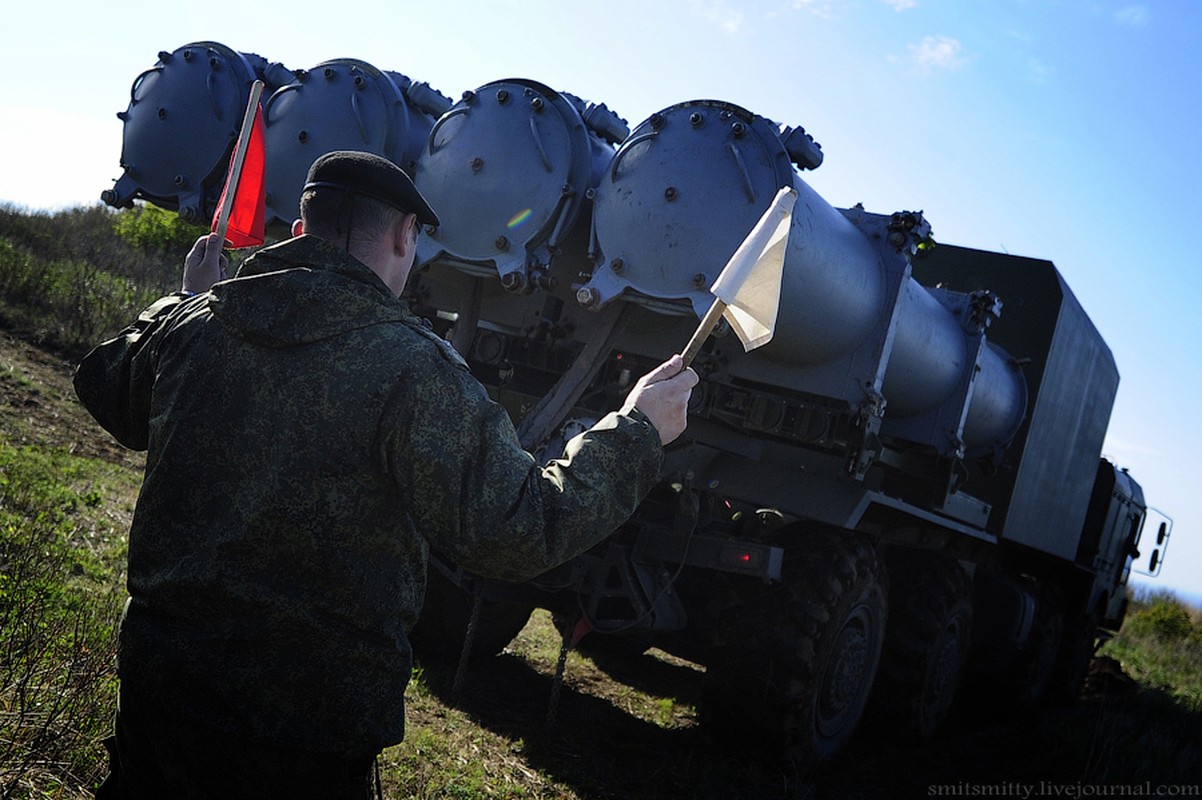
<box><xmin>1007</xmin><ymin>582</ymin><xmax>1064</xmax><ymax>707</ymax></box>
<box><xmin>1049</xmin><ymin>608</ymin><xmax>1097</xmax><ymax>705</ymax></box>
<box><xmin>869</xmin><ymin>554</ymin><xmax>973</xmax><ymax>738</ymax></box>
<box><xmin>701</xmin><ymin>532</ymin><xmax>888</xmax><ymax>768</ymax></box>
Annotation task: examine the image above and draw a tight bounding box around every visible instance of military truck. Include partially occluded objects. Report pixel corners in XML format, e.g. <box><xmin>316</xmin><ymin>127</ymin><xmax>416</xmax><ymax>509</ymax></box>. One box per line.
<box><xmin>102</xmin><ymin>42</ymin><xmax>1172</xmax><ymax>766</ymax></box>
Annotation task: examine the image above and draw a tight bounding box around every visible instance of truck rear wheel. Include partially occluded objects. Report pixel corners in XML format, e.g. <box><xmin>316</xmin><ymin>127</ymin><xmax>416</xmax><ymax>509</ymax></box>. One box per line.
<box><xmin>701</xmin><ymin>532</ymin><xmax>887</xmax><ymax>768</ymax></box>
<box><xmin>869</xmin><ymin>554</ymin><xmax>973</xmax><ymax>738</ymax></box>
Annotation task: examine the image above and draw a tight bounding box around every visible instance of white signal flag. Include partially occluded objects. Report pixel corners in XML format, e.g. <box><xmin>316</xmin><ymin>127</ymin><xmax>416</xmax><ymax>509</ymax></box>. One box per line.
<box><xmin>681</xmin><ymin>186</ymin><xmax>797</xmax><ymax>365</ymax></box>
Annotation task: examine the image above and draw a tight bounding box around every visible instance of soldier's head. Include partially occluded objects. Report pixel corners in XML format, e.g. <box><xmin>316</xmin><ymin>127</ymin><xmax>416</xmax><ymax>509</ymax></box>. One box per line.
<box><xmin>292</xmin><ymin>151</ymin><xmax>439</xmax><ymax>295</ymax></box>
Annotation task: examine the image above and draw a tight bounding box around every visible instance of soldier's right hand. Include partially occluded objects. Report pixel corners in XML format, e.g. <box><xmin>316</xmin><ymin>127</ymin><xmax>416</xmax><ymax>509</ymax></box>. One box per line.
<box><xmin>621</xmin><ymin>355</ymin><xmax>698</xmax><ymax>446</ymax></box>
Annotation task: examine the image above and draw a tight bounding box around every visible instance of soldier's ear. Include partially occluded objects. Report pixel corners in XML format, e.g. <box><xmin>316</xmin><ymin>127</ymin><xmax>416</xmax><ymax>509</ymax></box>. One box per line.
<box><xmin>392</xmin><ymin>213</ymin><xmax>417</xmax><ymax>257</ymax></box>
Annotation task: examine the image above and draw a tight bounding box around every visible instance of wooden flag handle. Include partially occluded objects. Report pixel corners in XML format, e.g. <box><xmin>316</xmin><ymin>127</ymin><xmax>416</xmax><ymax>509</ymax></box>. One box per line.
<box><xmin>681</xmin><ymin>297</ymin><xmax>727</xmax><ymax>368</ymax></box>
<box><xmin>213</xmin><ymin>79</ymin><xmax>265</xmax><ymax>246</ymax></box>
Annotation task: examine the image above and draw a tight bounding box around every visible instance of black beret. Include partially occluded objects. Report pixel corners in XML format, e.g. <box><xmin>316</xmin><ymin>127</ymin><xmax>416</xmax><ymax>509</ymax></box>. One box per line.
<box><xmin>304</xmin><ymin>150</ymin><xmax>440</xmax><ymax>226</ymax></box>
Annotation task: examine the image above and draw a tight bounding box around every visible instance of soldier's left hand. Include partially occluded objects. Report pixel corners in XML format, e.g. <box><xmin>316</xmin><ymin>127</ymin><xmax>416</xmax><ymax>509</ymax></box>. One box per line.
<box><xmin>182</xmin><ymin>233</ymin><xmax>229</xmax><ymax>294</ymax></box>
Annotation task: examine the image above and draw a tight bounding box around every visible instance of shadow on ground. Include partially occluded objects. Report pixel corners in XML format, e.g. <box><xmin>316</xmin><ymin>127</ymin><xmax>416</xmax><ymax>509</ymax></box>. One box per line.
<box><xmin>414</xmin><ymin>652</ymin><xmax>1202</xmax><ymax>799</ymax></box>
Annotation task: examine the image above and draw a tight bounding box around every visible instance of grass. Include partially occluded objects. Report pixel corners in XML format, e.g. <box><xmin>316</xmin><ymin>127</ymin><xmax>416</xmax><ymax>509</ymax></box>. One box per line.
<box><xmin>0</xmin><ymin>441</ymin><xmax>136</xmax><ymax>797</ymax></box>
<box><xmin>381</xmin><ymin>613</ymin><xmax>712</xmax><ymax>799</ymax></box>
<box><xmin>1102</xmin><ymin>592</ymin><xmax>1202</xmax><ymax>712</ymax></box>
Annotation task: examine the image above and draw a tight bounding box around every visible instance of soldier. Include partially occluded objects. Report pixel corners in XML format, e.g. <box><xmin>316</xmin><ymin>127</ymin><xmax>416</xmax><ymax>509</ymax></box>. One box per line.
<box><xmin>76</xmin><ymin>150</ymin><xmax>697</xmax><ymax>799</ymax></box>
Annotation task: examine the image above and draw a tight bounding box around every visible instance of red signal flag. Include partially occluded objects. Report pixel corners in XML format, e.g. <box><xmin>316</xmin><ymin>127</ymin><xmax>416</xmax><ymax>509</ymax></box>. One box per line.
<box><xmin>212</xmin><ymin>83</ymin><xmax>266</xmax><ymax>249</ymax></box>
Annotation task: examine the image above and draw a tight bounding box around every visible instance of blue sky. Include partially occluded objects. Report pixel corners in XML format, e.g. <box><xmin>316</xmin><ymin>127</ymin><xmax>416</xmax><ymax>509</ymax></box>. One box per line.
<box><xmin>2</xmin><ymin>0</ymin><xmax>1198</xmax><ymax>604</ymax></box>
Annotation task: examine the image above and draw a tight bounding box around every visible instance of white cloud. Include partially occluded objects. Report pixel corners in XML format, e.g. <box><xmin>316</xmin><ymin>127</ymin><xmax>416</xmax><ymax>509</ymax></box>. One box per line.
<box><xmin>1027</xmin><ymin>56</ymin><xmax>1051</xmax><ymax>84</ymax></box>
<box><xmin>1114</xmin><ymin>5</ymin><xmax>1149</xmax><ymax>28</ymax></box>
<box><xmin>691</xmin><ymin>0</ymin><xmax>745</xmax><ymax>34</ymax></box>
<box><xmin>880</xmin><ymin>0</ymin><xmax>917</xmax><ymax>10</ymax></box>
<box><xmin>909</xmin><ymin>35</ymin><xmax>966</xmax><ymax>70</ymax></box>
<box><xmin>792</xmin><ymin>0</ymin><xmax>839</xmax><ymax>20</ymax></box>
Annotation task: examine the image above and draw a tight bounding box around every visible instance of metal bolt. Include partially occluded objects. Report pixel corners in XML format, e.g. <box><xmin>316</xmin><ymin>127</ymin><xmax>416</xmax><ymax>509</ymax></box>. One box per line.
<box><xmin>731</xmin><ymin>121</ymin><xmax>747</xmax><ymax>138</ymax></box>
<box><xmin>173</xmin><ymin>174</ymin><xmax>186</xmax><ymax>187</ymax></box>
<box><xmin>494</xmin><ymin>236</ymin><xmax>509</xmax><ymax>251</ymax></box>
<box><xmin>585</xmin><ymin>187</ymin><xmax>596</xmax><ymax>200</ymax></box>
<box><xmin>692</xmin><ymin>272</ymin><xmax>707</xmax><ymax>287</ymax></box>
<box><xmin>298</xmin><ymin>130</ymin><xmax>308</xmax><ymax>143</ymax></box>
<box><xmin>470</xmin><ymin>157</ymin><xmax>484</xmax><ymax>173</ymax></box>
<box><xmin>649</xmin><ymin>113</ymin><xmax>665</xmax><ymax>130</ymax></box>
<box><xmin>210</xmin><ymin>57</ymin><xmax>220</xmax><ymax>70</ymax></box>
<box><xmin>158</xmin><ymin>50</ymin><xmax>172</xmax><ymax>63</ymax></box>
<box><xmin>689</xmin><ymin>112</ymin><xmax>704</xmax><ymax>128</ymax></box>
<box><xmin>353</xmin><ymin>75</ymin><xmax>365</xmax><ymax>89</ymax></box>
<box><xmin>576</xmin><ymin>286</ymin><xmax>599</xmax><ymax>307</ymax></box>
<box><xmin>158</xmin><ymin>107</ymin><xmax>167</xmax><ymax>121</ymax></box>
<box><xmin>496</xmin><ymin>89</ymin><xmax>510</xmax><ymax>104</ymax></box>
<box><xmin>462</xmin><ymin>89</ymin><xmax>476</xmax><ymax>103</ymax></box>
<box><xmin>531</xmin><ymin>96</ymin><xmax>544</xmax><ymax>111</ymax></box>
<box><xmin>610</xmin><ymin>258</ymin><xmax>624</xmax><ymax>274</ymax></box>
<box><xmin>664</xmin><ymin>187</ymin><xmax>678</xmax><ymax>201</ymax></box>
<box><xmin>183</xmin><ymin>49</ymin><xmax>195</xmax><ymax>62</ymax></box>
<box><xmin>501</xmin><ymin>272</ymin><xmax>525</xmax><ymax>292</ymax></box>
<box><xmin>180</xmin><ymin>206</ymin><xmax>198</xmax><ymax>222</ymax></box>
<box><xmin>324</xmin><ymin>68</ymin><xmax>336</xmax><ymax>80</ymax></box>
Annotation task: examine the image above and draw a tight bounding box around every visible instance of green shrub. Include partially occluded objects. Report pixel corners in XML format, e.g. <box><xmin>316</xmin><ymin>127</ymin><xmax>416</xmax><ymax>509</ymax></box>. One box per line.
<box><xmin>1103</xmin><ymin>592</ymin><xmax>1202</xmax><ymax>713</ymax></box>
<box><xmin>1</xmin><ymin>202</ymin><xmax>198</xmax><ymax>305</ymax></box>
<box><xmin>111</xmin><ymin>203</ymin><xmax>206</xmax><ymax>260</ymax></box>
<box><xmin>0</xmin><ymin>238</ymin><xmax>162</xmax><ymax>355</ymax></box>
<box><xmin>1126</xmin><ymin>594</ymin><xmax>1197</xmax><ymax>642</ymax></box>
<box><xmin>0</xmin><ymin>203</ymin><xmax>200</xmax><ymax>355</ymax></box>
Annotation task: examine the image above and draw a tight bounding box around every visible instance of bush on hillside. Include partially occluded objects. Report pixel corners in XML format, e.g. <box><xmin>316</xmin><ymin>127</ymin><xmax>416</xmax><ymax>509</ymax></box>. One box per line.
<box><xmin>0</xmin><ymin>203</ymin><xmax>207</xmax><ymax>355</ymax></box>
<box><xmin>1125</xmin><ymin>593</ymin><xmax>1198</xmax><ymax>642</ymax></box>
<box><xmin>111</xmin><ymin>203</ymin><xmax>209</xmax><ymax>270</ymax></box>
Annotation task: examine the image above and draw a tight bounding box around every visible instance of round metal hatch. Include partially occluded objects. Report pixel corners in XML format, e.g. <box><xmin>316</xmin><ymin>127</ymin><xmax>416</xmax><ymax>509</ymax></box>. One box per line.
<box><xmin>263</xmin><ymin>59</ymin><xmax>412</xmax><ymax>225</ymax></box>
<box><xmin>586</xmin><ymin>100</ymin><xmax>796</xmax><ymax>311</ymax></box>
<box><xmin>414</xmin><ymin>79</ymin><xmax>592</xmax><ymax>283</ymax></box>
<box><xmin>113</xmin><ymin>42</ymin><xmax>256</xmax><ymax>216</ymax></box>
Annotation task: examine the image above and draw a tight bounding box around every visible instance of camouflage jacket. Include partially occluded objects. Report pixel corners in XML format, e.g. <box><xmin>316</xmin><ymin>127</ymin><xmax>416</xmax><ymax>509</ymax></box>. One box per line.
<box><xmin>73</xmin><ymin>235</ymin><xmax>664</xmax><ymax>756</ymax></box>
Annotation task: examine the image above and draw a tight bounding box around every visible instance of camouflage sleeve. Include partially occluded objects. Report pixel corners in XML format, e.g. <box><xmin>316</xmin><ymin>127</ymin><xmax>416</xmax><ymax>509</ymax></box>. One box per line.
<box><xmin>379</xmin><ymin>345</ymin><xmax>664</xmax><ymax>583</ymax></box>
<box><xmin>72</xmin><ymin>293</ymin><xmax>194</xmax><ymax>451</ymax></box>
